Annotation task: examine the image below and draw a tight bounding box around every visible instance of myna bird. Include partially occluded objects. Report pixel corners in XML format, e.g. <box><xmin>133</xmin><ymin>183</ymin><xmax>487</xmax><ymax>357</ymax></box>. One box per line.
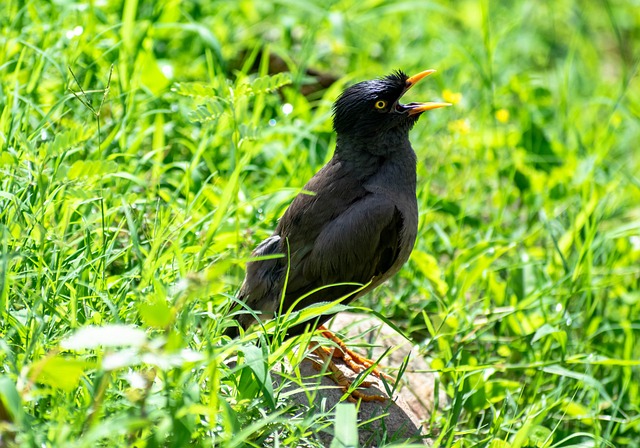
<box><xmin>230</xmin><ymin>69</ymin><xmax>450</xmax><ymax>400</ymax></box>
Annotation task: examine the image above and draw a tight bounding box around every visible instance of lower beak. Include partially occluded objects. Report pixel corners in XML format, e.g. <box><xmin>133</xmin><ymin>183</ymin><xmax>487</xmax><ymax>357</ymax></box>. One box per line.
<box><xmin>406</xmin><ymin>101</ymin><xmax>452</xmax><ymax>115</ymax></box>
<box><xmin>401</xmin><ymin>69</ymin><xmax>451</xmax><ymax>115</ymax></box>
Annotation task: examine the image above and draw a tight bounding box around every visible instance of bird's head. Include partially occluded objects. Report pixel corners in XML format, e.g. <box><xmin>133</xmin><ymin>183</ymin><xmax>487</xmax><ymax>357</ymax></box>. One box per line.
<box><xmin>332</xmin><ymin>69</ymin><xmax>450</xmax><ymax>139</ymax></box>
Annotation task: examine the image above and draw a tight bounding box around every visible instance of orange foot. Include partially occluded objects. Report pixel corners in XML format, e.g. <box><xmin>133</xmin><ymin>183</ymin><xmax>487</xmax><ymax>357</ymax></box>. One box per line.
<box><xmin>310</xmin><ymin>325</ymin><xmax>395</xmax><ymax>403</ymax></box>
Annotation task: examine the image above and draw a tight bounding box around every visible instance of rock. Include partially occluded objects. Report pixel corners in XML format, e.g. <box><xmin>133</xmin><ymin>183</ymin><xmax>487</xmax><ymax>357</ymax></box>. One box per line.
<box><xmin>273</xmin><ymin>312</ymin><xmax>441</xmax><ymax>446</ymax></box>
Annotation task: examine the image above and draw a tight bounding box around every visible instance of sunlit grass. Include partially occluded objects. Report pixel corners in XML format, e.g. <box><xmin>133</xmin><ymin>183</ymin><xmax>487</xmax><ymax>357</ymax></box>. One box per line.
<box><xmin>1</xmin><ymin>0</ymin><xmax>639</xmax><ymax>446</ymax></box>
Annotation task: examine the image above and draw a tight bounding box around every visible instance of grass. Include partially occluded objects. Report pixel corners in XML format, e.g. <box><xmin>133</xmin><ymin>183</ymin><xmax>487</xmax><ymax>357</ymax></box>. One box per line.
<box><xmin>1</xmin><ymin>0</ymin><xmax>639</xmax><ymax>446</ymax></box>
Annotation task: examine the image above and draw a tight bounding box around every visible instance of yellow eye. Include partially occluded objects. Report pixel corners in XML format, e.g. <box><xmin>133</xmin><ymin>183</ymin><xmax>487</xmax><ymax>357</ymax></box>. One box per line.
<box><xmin>374</xmin><ymin>100</ymin><xmax>387</xmax><ymax>110</ymax></box>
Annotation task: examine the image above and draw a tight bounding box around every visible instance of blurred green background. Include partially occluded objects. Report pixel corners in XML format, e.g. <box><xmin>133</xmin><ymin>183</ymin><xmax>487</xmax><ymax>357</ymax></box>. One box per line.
<box><xmin>1</xmin><ymin>0</ymin><xmax>639</xmax><ymax>446</ymax></box>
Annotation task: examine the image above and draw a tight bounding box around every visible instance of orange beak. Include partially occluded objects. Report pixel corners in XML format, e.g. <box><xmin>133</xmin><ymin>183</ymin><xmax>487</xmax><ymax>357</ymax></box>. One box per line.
<box><xmin>402</xmin><ymin>69</ymin><xmax>451</xmax><ymax>116</ymax></box>
<box><xmin>406</xmin><ymin>69</ymin><xmax>437</xmax><ymax>87</ymax></box>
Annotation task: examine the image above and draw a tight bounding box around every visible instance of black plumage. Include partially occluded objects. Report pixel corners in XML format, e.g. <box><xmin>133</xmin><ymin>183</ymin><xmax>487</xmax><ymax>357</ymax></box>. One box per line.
<box><xmin>229</xmin><ymin>70</ymin><xmax>449</xmax><ymax>338</ymax></box>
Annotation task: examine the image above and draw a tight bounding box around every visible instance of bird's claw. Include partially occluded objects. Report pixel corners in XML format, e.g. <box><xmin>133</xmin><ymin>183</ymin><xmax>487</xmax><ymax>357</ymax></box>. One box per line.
<box><xmin>308</xmin><ymin>326</ymin><xmax>395</xmax><ymax>402</ymax></box>
<box><xmin>310</xmin><ymin>346</ymin><xmax>387</xmax><ymax>402</ymax></box>
<box><xmin>319</xmin><ymin>326</ymin><xmax>396</xmax><ymax>385</ymax></box>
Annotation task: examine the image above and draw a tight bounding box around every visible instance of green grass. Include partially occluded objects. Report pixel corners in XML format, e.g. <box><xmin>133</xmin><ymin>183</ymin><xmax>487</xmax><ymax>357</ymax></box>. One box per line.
<box><xmin>1</xmin><ymin>0</ymin><xmax>639</xmax><ymax>446</ymax></box>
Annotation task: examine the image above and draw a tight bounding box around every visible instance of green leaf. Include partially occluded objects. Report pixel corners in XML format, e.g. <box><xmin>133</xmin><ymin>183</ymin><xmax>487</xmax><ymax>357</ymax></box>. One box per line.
<box><xmin>121</xmin><ymin>0</ymin><xmax>138</xmax><ymax>52</ymax></box>
<box><xmin>462</xmin><ymin>371</ymin><xmax>487</xmax><ymax>411</ymax></box>
<box><xmin>531</xmin><ymin>324</ymin><xmax>561</xmax><ymax>343</ymax></box>
<box><xmin>67</xmin><ymin>160</ymin><xmax>118</xmax><ymax>180</ymax></box>
<box><xmin>330</xmin><ymin>403</ymin><xmax>358</xmax><ymax>448</ymax></box>
<box><xmin>138</xmin><ymin>295</ymin><xmax>173</xmax><ymax>328</ymax></box>
<box><xmin>489</xmin><ymin>440</ymin><xmax>511</xmax><ymax>448</ymax></box>
<box><xmin>410</xmin><ymin>250</ymin><xmax>448</xmax><ymax>296</ymax></box>
<box><xmin>513</xmin><ymin>168</ymin><xmax>530</xmax><ymax>192</ymax></box>
<box><xmin>30</xmin><ymin>356</ymin><xmax>92</xmax><ymax>392</ymax></box>
<box><xmin>542</xmin><ymin>365</ymin><xmax>614</xmax><ymax>404</ymax></box>
<box><xmin>0</xmin><ymin>376</ymin><xmax>24</xmax><ymax>424</ymax></box>
<box><xmin>0</xmin><ymin>151</ymin><xmax>14</xmax><ymax>166</ymax></box>
<box><xmin>528</xmin><ymin>425</ymin><xmax>553</xmax><ymax>447</ymax></box>
<box><xmin>239</xmin><ymin>345</ymin><xmax>275</xmax><ymax>410</ymax></box>
<box><xmin>519</xmin><ymin>122</ymin><xmax>562</xmax><ymax>172</ymax></box>
<box><xmin>224</xmin><ymin>408</ymin><xmax>287</xmax><ymax>448</ymax></box>
<box><xmin>172</xmin><ymin>82</ymin><xmax>217</xmax><ymax>98</ymax></box>
<box><xmin>486</xmin><ymin>379</ymin><xmax>521</xmax><ymax>403</ymax></box>
<box><xmin>531</xmin><ymin>324</ymin><xmax>567</xmax><ymax>352</ymax></box>
<box><xmin>560</xmin><ymin>399</ymin><xmax>594</xmax><ymax>425</ymax></box>
<box><xmin>42</xmin><ymin>127</ymin><xmax>92</xmax><ymax>157</ymax></box>
<box><xmin>247</xmin><ymin>72</ymin><xmax>292</xmax><ymax>95</ymax></box>
<box><xmin>139</xmin><ymin>49</ymin><xmax>171</xmax><ymax>95</ymax></box>
<box><xmin>458</xmin><ymin>243</ymin><xmax>513</xmax><ymax>298</ymax></box>
<box><xmin>189</xmin><ymin>99</ymin><xmax>226</xmax><ymax>123</ymax></box>
<box><xmin>572</xmin><ymin>355</ymin><xmax>640</xmax><ymax>366</ymax></box>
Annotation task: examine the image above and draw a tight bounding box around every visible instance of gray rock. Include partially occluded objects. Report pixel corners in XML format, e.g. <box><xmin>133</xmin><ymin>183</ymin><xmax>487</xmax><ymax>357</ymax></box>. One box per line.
<box><xmin>273</xmin><ymin>312</ymin><xmax>441</xmax><ymax>446</ymax></box>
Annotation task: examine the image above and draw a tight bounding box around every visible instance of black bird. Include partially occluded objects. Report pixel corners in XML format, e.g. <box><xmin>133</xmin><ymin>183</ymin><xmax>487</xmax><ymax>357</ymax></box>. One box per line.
<box><xmin>230</xmin><ymin>69</ymin><xmax>449</xmax><ymax>399</ymax></box>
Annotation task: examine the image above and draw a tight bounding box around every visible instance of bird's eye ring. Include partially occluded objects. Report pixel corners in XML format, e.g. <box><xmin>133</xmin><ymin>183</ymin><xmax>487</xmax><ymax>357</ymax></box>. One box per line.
<box><xmin>374</xmin><ymin>100</ymin><xmax>387</xmax><ymax>110</ymax></box>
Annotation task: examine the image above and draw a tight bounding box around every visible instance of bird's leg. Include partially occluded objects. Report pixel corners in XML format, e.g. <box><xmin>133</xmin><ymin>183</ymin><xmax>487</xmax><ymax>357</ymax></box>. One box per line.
<box><xmin>318</xmin><ymin>325</ymin><xmax>395</xmax><ymax>384</ymax></box>
<box><xmin>310</xmin><ymin>344</ymin><xmax>385</xmax><ymax>403</ymax></box>
<box><xmin>307</xmin><ymin>325</ymin><xmax>396</xmax><ymax>402</ymax></box>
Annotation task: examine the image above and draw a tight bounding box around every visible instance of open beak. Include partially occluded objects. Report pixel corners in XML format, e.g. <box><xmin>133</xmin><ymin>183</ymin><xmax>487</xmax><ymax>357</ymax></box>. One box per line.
<box><xmin>406</xmin><ymin>69</ymin><xmax>437</xmax><ymax>87</ymax></box>
<box><xmin>400</xmin><ymin>69</ymin><xmax>451</xmax><ymax>116</ymax></box>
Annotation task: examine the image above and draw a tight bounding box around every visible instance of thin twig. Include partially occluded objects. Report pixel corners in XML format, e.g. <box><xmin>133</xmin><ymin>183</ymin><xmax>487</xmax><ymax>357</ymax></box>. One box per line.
<box><xmin>68</xmin><ymin>64</ymin><xmax>114</xmax><ymax>153</ymax></box>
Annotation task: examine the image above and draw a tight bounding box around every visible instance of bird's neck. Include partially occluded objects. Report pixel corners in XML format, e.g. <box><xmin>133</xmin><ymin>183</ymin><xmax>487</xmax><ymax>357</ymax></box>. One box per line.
<box><xmin>335</xmin><ymin>131</ymin><xmax>415</xmax><ymax>173</ymax></box>
<box><xmin>335</xmin><ymin>128</ymin><xmax>412</xmax><ymax>156</ymax></box>
<box><xmin>333</xmin><ymin>132</ymin><xmax>417</xmax><ymax>195</ymax></box>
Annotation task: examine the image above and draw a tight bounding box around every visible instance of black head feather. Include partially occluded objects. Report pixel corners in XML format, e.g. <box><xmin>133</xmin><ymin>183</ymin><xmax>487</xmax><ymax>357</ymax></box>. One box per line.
<box><xmin>382</xmin><ymin>70</ymin><xmax>409</xmax><ymax>89</ymax></box>
<box><xmin>332</xmin><ymin>70</ymin><xmax>417</xmax><ymax>137</ymax></box>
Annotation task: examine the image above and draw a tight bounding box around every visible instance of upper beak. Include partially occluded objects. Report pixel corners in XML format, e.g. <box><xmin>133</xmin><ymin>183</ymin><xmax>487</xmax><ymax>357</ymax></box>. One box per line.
<box><xmin>406</xmin><ymin>69</ymin><xmax>437</xmax><ymax>87</ymax></box>
<box><xmin>401</xmin><ymin>69</ymin><xmax>451</xmax><ymax>116</ymax></box>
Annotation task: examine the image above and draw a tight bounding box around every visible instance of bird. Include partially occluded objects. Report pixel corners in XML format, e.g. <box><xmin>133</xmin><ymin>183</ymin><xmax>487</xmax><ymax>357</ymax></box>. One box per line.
<box><xmin>228</xmin><ymin>69</ymin><xmax>450</xmax><ymax>400</ymax></box>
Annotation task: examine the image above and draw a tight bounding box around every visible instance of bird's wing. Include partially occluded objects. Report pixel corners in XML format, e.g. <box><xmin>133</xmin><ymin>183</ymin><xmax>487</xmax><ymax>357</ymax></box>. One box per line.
<box><xmin>284</xmin><ymin>193</ymin><xmax>403</xmax><ymax>305</ymax></box>
<box><xmin>240</xmin><ymin>235</ymin><xmax>283</xmax><ymax>303</ymax></box>
<box><xmin>234</xmin><ymin>235</ymin><xmax>286</xmax><ymax>331</ymax></box>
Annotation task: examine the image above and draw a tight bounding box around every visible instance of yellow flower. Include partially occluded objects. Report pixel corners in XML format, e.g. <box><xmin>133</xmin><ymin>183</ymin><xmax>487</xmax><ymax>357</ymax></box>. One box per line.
<box><xmin>495</xmin><ymin>108</ymin><xmax>510</xmax><ymax>123</ymax></box>
<box><xmin>442</xmin><ymin>89</ymin><xmax>463</xmax><ymax>105</ymax></box>
<box><xmin>448</xmin><ymin>118</ymin><xmax>470</xmax><ymax>134</ymax></box>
